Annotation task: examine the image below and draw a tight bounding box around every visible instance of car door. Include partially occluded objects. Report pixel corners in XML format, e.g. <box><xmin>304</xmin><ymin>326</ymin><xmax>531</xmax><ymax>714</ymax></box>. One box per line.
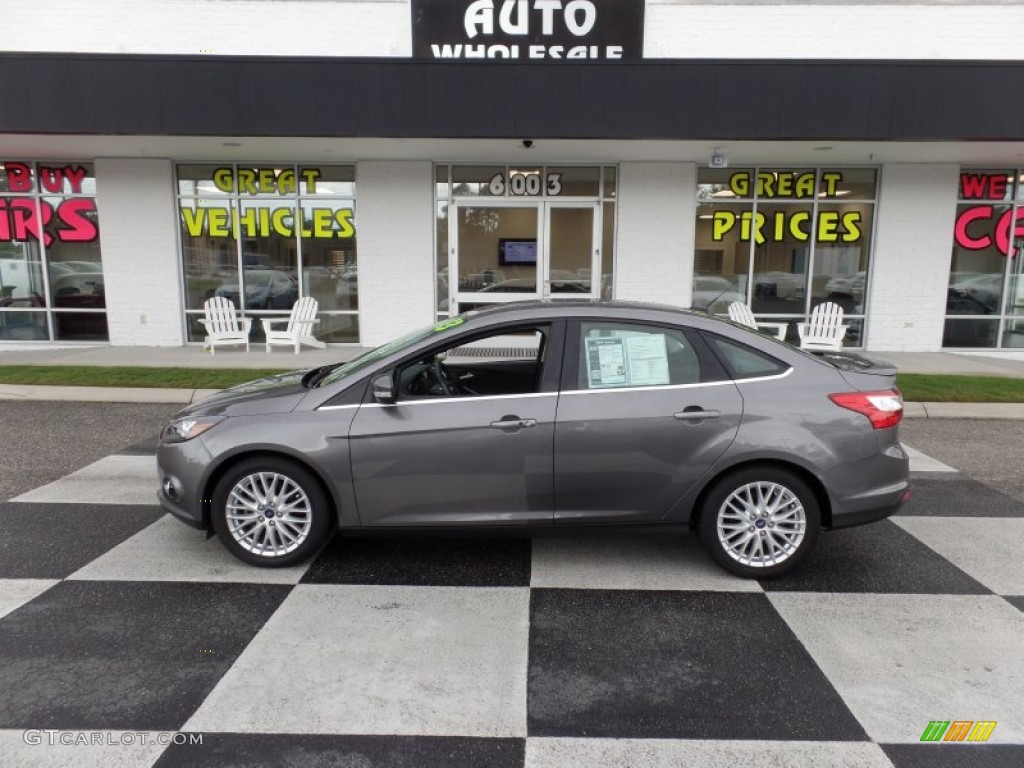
<box><xmin>347</xmin><ymin>321</ymin><xmax>563</xmax><ymax>527</ymax></box>
<box><xmin>554</xmin><ymin>318</ymin><xmax>743</xmax><ymax>523</ymax></box>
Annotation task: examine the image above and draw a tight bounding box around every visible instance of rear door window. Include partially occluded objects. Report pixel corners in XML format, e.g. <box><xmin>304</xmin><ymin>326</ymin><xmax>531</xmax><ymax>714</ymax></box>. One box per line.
<box><xmin>576</xmin><ymin>322</ymin><xmax>700</xmax><ymax>389</ymax></box>
<box><xmin>704</xmin><ymin>333</ymin><xmax>789</xmax><ymax>380</ymax></box>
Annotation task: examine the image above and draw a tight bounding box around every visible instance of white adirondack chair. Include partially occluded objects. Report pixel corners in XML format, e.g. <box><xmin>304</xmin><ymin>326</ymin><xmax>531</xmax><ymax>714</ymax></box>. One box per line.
<box><xmin>798</xmin><ymin>301</ymin><xmax>848</xmax><ymax>352</ymax></box>
<box><xmin>727</xmin><ymin>301</ymin><xmax>788</xmax><ymax>341</ymax></box>
<box><xmin>261</xmin><ymin>296</ymin><xmax>326</xmax><ymax>354</ymax></box>
<box><xmin>198</xmin><ymin>296</ymin><xmax>252</xmax><ymax>354</ymax></box>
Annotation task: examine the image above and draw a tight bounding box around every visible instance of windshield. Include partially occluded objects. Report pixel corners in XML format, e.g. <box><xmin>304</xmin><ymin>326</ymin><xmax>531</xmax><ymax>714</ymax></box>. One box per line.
<box><xmin>317</xmin><ymin>315</ymin><xmax>468</xmax><ymax>387</ymax></box>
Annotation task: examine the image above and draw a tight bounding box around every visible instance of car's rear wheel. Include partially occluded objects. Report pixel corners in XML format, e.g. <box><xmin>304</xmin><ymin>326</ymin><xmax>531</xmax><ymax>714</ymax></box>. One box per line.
<box><xmin>698</xmin><ymin>466</ymin><xmax>820</xmax><ymax>579</ymax></box>
<box><xmin>212</xmin><ymin>457</ymin><xmax>332</xmax><ymax>567</ymax></box>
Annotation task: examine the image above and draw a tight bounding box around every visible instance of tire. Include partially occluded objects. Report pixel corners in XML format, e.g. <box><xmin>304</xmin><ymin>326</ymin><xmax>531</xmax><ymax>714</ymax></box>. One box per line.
<box><xmin>698</xmin><ymin>466</ymin><xmax>820</xmax><ymax>579</ymax></box>
<box><xmin>212</xmin><ymin>457</ymin><xmax>332</xmax><ymax>567</ymax></box>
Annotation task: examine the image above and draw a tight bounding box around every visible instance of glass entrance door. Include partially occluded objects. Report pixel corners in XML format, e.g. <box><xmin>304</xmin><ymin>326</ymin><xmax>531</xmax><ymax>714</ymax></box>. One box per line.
<box><xmin>450</xmin><ymin>201</ymin><xmax>599</xmax><ymax>313</ymax></box>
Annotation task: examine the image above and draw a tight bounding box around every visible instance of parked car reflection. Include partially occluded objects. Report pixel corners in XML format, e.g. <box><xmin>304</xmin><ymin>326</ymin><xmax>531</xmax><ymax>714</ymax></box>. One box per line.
<box><xmin>754</xmin><ymin>271</ymin><xmax>805</xmax><ymax>299</ymax></box>
<box><xmin>691</xmin><ymin>276</ymin><xmax>745</xmax><ymax>315</ymax></box>
<box><xmin>215</xmin><ymin>269</ymin><xmax>298</xmax><ymax>310</ymax></box>
<box><xmin>51</xmin><ymin>272</ymin><xmax>105</xmax><ymax>308</ymax></box>
<box><xmin>825</xmin><ymin>271</ymin><xmax>866</xmax><ymax>303</ymax></box>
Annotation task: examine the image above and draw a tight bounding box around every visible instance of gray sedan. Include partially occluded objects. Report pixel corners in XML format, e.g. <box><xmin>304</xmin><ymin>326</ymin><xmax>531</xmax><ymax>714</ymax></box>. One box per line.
<box><xmin>157</xmin><ymin>301</ymin><xmax>909</xmax><ymax>578</ymax></box>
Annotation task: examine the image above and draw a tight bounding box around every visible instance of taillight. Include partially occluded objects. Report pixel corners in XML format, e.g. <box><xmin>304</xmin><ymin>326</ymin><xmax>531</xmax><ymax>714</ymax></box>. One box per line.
<box><xmin>828</xmin><ymin>389</ymin><xmax>904</xmax><ymax>429</ymax></box>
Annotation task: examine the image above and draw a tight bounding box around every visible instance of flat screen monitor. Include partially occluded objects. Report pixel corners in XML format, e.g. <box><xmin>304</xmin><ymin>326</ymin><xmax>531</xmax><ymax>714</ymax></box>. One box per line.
<box><xmin>498</xmin><ymin>238</ymin><xmax>537</xmax><ymax>266</ymax></box>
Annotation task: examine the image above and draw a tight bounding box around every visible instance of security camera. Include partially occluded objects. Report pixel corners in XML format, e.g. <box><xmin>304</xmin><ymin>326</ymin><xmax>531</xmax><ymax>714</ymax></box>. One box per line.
<box><xmin>521</xmin><ymin>139</ymin><xmax>534</xmax><ymax>149</ymax></box>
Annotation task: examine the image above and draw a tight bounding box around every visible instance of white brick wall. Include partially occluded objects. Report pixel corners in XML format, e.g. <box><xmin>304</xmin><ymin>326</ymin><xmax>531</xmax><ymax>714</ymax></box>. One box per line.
<box><xmin>614</xmin><ymin>162</ymin><xmax>696</xmax><ymax>308</ymax></box>
<box><xmin>865</xmin><ymin>163</ymin><xmax>959</xmax><ymax>352</ymax></box>
<box><xmin>646</xmin><ymin>3</ymin><xmax>1024</xmax><ymax>60</ymax></box>
<box><xmin>94</xmin><ymin>158</ymin><xmax>184</xmax><ymax>346</ymax></box>
<box><xmin>355</xmin><ymin>161</ymin><xmax>435</xmax><ymax>345</ymax></box>
<box><xmin>7</xmin><ymin>1</ymin><xmax>1021</xmax><ymax>61</ymax></box>
<box><xmin>7</xmin><ymin>0</ymin><xmax>410</xmax><ymax>57</ymax></box>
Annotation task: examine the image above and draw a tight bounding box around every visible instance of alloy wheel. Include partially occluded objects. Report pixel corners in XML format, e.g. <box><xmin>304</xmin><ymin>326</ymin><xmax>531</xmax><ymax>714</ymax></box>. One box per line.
<box><xmin>715</xmin><ymin>481</ymin><xmax>807</xmax><ymax>568</ymax></box>
<box><xmin>225</xmin><ymin>472</ymin><xmax>313</xmax><ymax>558</ymax></box>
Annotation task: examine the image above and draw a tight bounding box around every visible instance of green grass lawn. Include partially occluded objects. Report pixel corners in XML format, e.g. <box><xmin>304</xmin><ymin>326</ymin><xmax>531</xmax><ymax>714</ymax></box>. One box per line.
<box><xmin>0</xmin><ymin>366</ymin><xmax>1023</xmax><ymax>403</ymax></box>
<box><xmin>895</xmin><ymin>374</ymin><xmax>1024</xmax><ymax>403</ymax></box>
<box><xmin>0</xmin><ymin>366</ymin><xmax>291</xmax><ymax>390</ymax></box>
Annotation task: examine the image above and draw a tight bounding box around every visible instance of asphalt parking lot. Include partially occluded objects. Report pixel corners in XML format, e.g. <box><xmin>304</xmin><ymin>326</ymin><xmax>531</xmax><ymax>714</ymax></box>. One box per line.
<box><xmin>0</xmin><ymin>401</ymin><xmax>1021</xmax><ymax>767</ymax></box>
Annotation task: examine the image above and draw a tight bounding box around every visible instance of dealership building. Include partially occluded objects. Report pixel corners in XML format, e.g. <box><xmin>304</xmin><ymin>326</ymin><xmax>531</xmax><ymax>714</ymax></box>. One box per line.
<box><xmin>3</xmin><ymin>0</ymin><xmax>1024</xmax><ymax>352</ymax></box>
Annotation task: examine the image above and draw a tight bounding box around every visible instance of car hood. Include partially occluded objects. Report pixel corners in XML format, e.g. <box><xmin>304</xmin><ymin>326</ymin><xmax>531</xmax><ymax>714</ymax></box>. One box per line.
<box><xmin>179</xmin><ymin>370</ymin><xmax>311</xmax><ymax>417</ymax></box>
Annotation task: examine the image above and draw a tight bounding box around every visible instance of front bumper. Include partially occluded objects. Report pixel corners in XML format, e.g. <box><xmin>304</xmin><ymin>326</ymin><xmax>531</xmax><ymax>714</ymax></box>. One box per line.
<box><xmin>155</xmin><ymin>437</ymin><xmax>215</xmax><ymax>530</ymax></box>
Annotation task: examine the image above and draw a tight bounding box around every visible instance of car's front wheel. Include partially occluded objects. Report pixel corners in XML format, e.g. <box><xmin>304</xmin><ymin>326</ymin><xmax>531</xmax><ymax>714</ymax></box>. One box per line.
<box><xmin>698</xmin><ymin>466</ymin><xmax>820</xmax><ymax>579</ymax></box>
<box><xmin>212</xmin><ymin>457</ymin><xmax>332</xmax><ymax>567</ymax></box>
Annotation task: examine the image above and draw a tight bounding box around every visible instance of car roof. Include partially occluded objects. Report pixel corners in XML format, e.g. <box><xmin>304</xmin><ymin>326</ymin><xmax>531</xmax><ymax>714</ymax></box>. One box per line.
<box><xmin>465</xmin><ymin>299</ymin><xmax>706</xmax><ymax>322</ymax></box>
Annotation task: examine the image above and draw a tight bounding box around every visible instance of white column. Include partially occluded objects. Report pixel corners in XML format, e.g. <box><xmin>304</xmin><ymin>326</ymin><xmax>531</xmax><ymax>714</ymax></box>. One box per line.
<box><xmin>865</xmin><ymin>164</ymin><xmax>959</xmax><ymax>352</ymax></box>
<box><xmin>356</xmin><ymin>161</ymin><xmax>435</xmax><ymax>346</ymax></box>
<box><xmin>94</xmin><ymin>158</ymin><xmax>184</xmax><ymax>345</ymax></box>
<box><xmin>614</xmin><ymin>162</ymin><xmax>696</xmax><ymax>307</ymax></box>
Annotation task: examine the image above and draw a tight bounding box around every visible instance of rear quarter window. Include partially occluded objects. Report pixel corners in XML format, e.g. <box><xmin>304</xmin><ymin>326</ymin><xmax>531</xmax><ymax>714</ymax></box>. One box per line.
<box><xmin>705</xmin><ymin>334</ymin><xmax>789</xmax><ymax>380</ymax></box>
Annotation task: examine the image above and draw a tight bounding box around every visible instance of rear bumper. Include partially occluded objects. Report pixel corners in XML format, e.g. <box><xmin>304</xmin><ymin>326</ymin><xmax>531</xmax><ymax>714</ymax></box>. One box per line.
<box><xmin>823</xmin><ymin>442</ymin><xmax>910</xmax><ymax>530</ymax></box>
<box><xmin>828</xmin><ymin>493</ymin><xmax>908</xmax><ymax>529</ymax></box>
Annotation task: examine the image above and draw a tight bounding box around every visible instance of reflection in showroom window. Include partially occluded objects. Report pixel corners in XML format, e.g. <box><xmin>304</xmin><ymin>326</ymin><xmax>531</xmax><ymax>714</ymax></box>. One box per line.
<box><xmin>944</xmin><ymin>168</ymin><xmax>1024</xmax><ymax>348</ymax></box>
<box><xmin>176</xmin><ymin>164</ymin><xmax>358</xmax><ymax>345</ymax></box>
<box><xmin>693</xmin><ymin>167</ymin><xmax>877</xmax><ymax>348</ymax></box>
<box><xmin>0</xmin><ymin>161</ymin><xmax>106</xmax><ymax>341</ymax></box>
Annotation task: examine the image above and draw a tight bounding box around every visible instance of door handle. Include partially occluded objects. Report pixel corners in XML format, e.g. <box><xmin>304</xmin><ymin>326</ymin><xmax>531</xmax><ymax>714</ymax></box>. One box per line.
<box><xmin>490</xmin><ymin>416</ymin><xmax>537</xmax><ymax>430</ymax></box>
<box><xmin>673</xmin><ymin>407</ymin><xmax>721</xmax><ymax>422</ymax></box>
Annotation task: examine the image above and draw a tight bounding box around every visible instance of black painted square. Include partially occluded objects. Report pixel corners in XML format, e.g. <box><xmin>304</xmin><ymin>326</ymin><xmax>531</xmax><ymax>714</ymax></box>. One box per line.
<box><xmin>302</xmin><ymin>536</ymin><xmax>531</xmax><ymax>587</ymax></box>
<box><xmin>899</xmin><ymin>477</ymin><xmax>1024</xmax><ymax>518</ymax></box>
<box><xmin>0</xmin><ymin>502</ymin><xmax>164</xmax><ymax>579</ymax></box>
<box><xmin>527</xmin><ymin>588</ymin><xmax>866</xmax><ymax>740</ymax></box>
<box><xmin>762</xmin><ymin>520</ymin><xmax>991</xmax><ymax>595</ymax></box>
<box><xmin>882</xmin><ymin>743</ymin><xmax>1024</xmax><ymax>768</ymax></box>
<box><xmin>0</xmin><ymin>580</ymin><xmax>291</xmax><ymax>730</ymax></box>
<box><xmin>154</xmin><ymin>733</ymin><xmax>525</xmax><ymax>768</ymax></box>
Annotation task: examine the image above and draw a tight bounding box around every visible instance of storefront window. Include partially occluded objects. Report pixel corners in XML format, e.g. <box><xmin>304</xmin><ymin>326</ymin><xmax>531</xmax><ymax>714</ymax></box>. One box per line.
<box><xmin>177</xmin><ymin>164</ymin><xmax>358</xmax><ymax>343</ymax></box>
<box><xmin>944</xmin><ymin>169</ymin><xmax>1024</xmax><ymax>348</ymax></box>
<box><xmin>694</xmin><ymin>167</ymin><xmax>877</xmax><ymax>346</ymax></box>
<box><xmin>0</xmin><ymin>161</ymin><xmax>106</xmax><ymax>341</ymax></box>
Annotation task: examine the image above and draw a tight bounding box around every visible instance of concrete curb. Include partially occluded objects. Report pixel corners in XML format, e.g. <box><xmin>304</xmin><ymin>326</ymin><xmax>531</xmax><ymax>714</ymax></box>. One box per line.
<box><xmin>3</xmin><ymin>384</ymin><xmax>1024</xmax><ymax>419</ymax></box>
<box><xmin>0</xmin><ymin>384</ymin><xmax>220</xmax><ymax>404</ymax></box>
<box><xmin>903</xmin><ymin>401</ymin><xmax>1024</xmax><ymax>420</ymax></box>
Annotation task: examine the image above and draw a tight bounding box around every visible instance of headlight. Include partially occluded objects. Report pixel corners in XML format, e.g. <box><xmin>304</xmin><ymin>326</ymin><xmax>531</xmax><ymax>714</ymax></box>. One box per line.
<box><xmin>160</xmin><ymin>415</ymin><xmax>224</xmax><ymax>443</ymax></box>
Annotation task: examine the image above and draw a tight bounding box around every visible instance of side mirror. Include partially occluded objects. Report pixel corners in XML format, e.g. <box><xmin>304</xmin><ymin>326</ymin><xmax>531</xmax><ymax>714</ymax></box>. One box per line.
<box><xmin>371</xmin><ymin>372</ymin><xmax>397</xmax><ymax>404</ymax></box>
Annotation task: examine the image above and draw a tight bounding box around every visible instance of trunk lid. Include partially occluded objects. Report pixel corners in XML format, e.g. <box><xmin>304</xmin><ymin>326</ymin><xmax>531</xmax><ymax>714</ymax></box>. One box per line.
<box><xmin>817</xmin><ymin>352</ymin><xmax>898</xmax><ymax>391</ymax></box>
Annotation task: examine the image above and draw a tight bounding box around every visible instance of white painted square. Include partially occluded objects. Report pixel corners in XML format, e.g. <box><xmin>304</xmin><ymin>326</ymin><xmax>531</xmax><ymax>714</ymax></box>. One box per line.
<box><xmin>893</xmin><ymin>517</ymin><xmax>1024</xmax><ymax>595</ymax></box>
<box><xmin>769</xmin><ymin>593</ymin><xmax>1024</xmax><ymax>743</ymax></box>
<box><xmin>12</xmin><ymin>455</ymin><xmax>156</xmax><ymax>505</ymax></box>
<box><xmin>0</xmin><ymin>729</ymin><xmax>171</xmax><ymax>767</ymax></box>
<box><xmin>530</xmin><ymin>537</ymin><xmax>763</xmax><ymax>592</ymax></box>
<box><xmin>0</xmin><ymin>579</ymin><xmax>58</xmax><ymax>620</ymax></box>
<box><xmin>525</xmin><ymin>738</ymin><xmax>893</xmax><ymax>768</ymax></box>
<box><xmin>184</xmin><ymin>584</ymin><xmax>529</xmax><ymax>736</ymax></box>
<box><xmin>903</xmin><ymin>444</ymin><xmax>957</xmax><ymax>473</ymax></box>
<box><xmin>67</xmin><ymin>515</ymin><xmax>310</xmax><ymax>584</ymax></box>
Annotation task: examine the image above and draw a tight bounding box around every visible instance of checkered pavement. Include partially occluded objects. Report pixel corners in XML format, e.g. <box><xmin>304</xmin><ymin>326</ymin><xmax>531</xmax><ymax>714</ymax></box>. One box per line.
<box><xmin>0</xmin><ymin>439</ymin><xmax>1022</xmax><ymax>767</ymax></box>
